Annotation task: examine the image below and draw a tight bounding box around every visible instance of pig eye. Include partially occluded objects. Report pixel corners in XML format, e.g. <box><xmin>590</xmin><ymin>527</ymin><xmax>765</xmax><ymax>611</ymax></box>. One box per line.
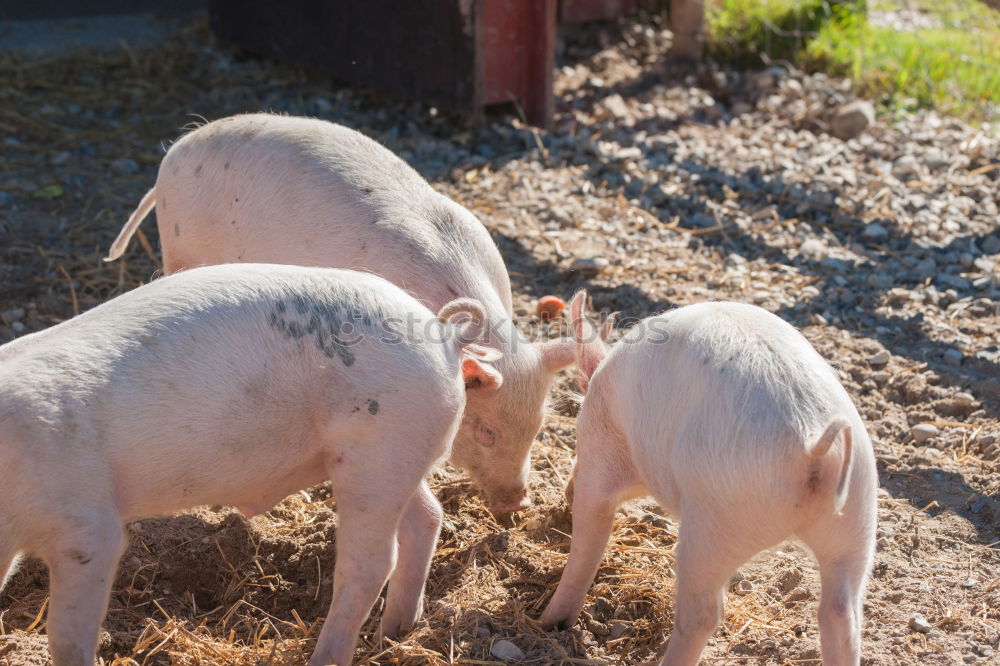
<box><xmin>476</xmin><ymin>423</ymin><xmax>497</xmax><ymax>447</ymax></box>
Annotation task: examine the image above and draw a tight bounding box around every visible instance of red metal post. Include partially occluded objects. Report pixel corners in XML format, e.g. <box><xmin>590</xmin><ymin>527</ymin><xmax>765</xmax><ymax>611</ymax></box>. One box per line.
<box><xmin>483</xmin><ymin>0</ymin><xmax>557</xmax><ymax>129</ymax></box>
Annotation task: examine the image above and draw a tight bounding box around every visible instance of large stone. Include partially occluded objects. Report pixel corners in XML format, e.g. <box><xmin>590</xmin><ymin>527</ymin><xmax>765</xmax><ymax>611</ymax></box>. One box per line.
<box><xmin>831</xmin><ymin>100</ymin><xmax>875</xmax><ymax>140</ymax></box>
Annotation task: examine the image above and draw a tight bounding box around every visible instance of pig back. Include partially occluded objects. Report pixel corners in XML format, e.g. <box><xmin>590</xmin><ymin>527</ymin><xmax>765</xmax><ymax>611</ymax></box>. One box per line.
<box><xmin>604</xmin><ymin>303</ymin><xmax>856</xmax><ymax>498</ymax></box>
<box><xmin>157</xmin><ymin>114</ymin><xmax>512</xmax><ymax>314</ymax></box>
<box><xmin>0</xmin><ymin>264</ymin><xmax>463</xmax><ymax>516</ymax></box>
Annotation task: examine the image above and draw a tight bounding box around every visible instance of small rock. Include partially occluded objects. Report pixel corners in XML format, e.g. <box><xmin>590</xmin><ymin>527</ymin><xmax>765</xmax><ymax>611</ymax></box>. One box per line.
<box><xmin>923</xmin><ymin>148</ymin><xmax>949</xmax><ymax>170</ymax></box>
<box><xmin>490</xmin><ymin>639</ymin><xmax>524</xmax><ymax>662</ymax></box>
<box><xmin>869</xmin><ymin>350</ymin><xmax>890</xmax><ymax>366</ymax></box>
<box><xmin>914</xmin><ymin>257</ymin><xmax>937</xmax><ymax>278</ymax></box>
<box><xmin>785</xmin><ymin>586</ymin><xmax>810</xmax><ymax>602</ymax></box>
<box><xmin>831</xmin><ymin>100</ymin><xmax>874</xmax><ymax>140</ymax></box>
<box><xmin>911</xmin><ymin>423</ymin><xmax>939</xmax><ymax>443</ymax></box>
<box><xmin>961</xmin><ymin>577</ymin><xmax>977</xmax><ymax>589</ymax></box>
<box><xmin>110</xmin><ymin>157</ymin><xmax>140</xmax><ymax>176</ymax></box>
<box><xmin>953</xmin><ymin>392</ymin><xmax>976</xmax><ymax>408</ymax></box>
<box><xmin>894</xmin><ymin>154</ymin><xmax>920</xmax><ymax>179</ymax></box>
<box><xmin>1</xmin><ymin>308</ymin><xmax>25</xmax><ymax>325</ymax></box>
<box><xmin>609</xmin><ymin>621</ymin><xmax>629</xmax><ymax>639</ymax></box>
<box><xmin>602</xmin><ymin>94</ymin><xmax>630</xmax><ymax>119</ymax></box>
<box><xmin>314</xmin><ymin>97</ymin><xmax>334</xmax><ymax>113</ymax></box>
<box><xmin>569</xmin><ymin>257</ymin><xmax>609</xmax><ymax>276</ymax></box>
<box><xmin>588</xmin><ymin>619</ymin><xmax>609</xmax><ymax>636</ymax></box>
<box><xmin>0</xmin><ymin>191</ymin><xmax>12</xmax><ymax>208</ymax></box>
<box><xmin>863</xmin><ymin>222</ymin><xmax>889</xmax><ymax>241</ymax></box>
<box><xmin>981</xmin><ymin>235</ymin><xmax>1000</xmax><ymax>255</ymax></box>
<box><xmin>938</xmin><ymin>274</ymin><xmax>971</xmax><ymax>291</ymax></box>
<box><xmin>943</xmin><ymin>349</ymin><xmax>964</xmax><ymax>367</ymax></box>
<box><xmin>732</xmin><ymin>101</ymin><xmax>753</xmax><ymax>115</ymax></box>
<box><xmin>50</xmin><ymin>151</ymin><xmax>71</xmax><ymax>166</ymax></box>
<box><xmin>734</xmin><ymin>578</ymin><xmax>753</xmax><ymax>595</ymax></box>
<box><xmin>591</xmin><ymin>596</ymin><xmax>614</xmax><ymax>622</ymax></box>
<box><xmin>908</xmin><ymin>613</ymin><xmax>932</xmax><ymax>633</ymax></box>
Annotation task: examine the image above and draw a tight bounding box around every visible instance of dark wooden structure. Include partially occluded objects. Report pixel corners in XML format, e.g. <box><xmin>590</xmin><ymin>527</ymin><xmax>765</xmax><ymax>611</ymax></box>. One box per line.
<box><xmin>209</xmin><ymin>0</ymin><xmax>636</xmax><ymax>129</ymax></box>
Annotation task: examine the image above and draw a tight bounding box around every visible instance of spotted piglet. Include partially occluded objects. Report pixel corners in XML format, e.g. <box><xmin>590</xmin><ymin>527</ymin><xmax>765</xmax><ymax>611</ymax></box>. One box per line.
<box><xmin>0</xmin><ymin>264</ymin><xmax>500</xmax><ymax>666</ymax></box>
<box><xmin>541</xmin><ymin>292</ymin><xmax>877</xmax><ymax>666</ymax></box>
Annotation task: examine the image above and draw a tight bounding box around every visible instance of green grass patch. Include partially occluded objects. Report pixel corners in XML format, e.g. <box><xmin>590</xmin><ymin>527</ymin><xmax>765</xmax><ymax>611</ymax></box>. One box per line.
<box><xmin>706</xmin><ymin>0</ymin><xmax>1000</xmax><ymax>122</ymax></box>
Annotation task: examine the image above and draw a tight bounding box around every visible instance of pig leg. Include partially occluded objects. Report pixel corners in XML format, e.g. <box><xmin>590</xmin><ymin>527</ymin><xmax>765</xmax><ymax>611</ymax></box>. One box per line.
<box><xmin>540</xmin><ymin>440</ymin><xmax>642</xmax><ymax>630</ymax></box>
<box><xmin>307</xmin><ymin>454</ymin><xmax>419</xmax><ymax>666</ymax></box>
<box><xmin>42</xmin><ymin>509</ymin><xmax>125</xmax><ymax>666</ymax></box>
<box><xmin>658</xmin><ymin>511</ymin><xmax>760</xmax><ymax>666</ymax></box>
<box><xmin>799</xmin><ymin>517</ymin><xmax>873</xmax><ymax>666</ymax></box>
<box><xmin>1</xmin><ymin>521</ymin><xmax>20</xmax><ymax>591</ymax></box>
<box><xmin>539</xmin><ymin>484</ymin><xmax>616</xmax><ymax>630</ymax></box>
<box><xmin>380</xmin><ymin>480</ymin><xmax>442</xmax><ymax>639</ymax></box>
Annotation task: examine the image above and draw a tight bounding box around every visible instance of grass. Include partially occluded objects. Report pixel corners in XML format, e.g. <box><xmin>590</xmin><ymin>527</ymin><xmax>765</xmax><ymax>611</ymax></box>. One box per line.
<box><xmin>706</xmin><ymin>0</ymin><xmax>1000</xmax><ymax>122</ymax></box>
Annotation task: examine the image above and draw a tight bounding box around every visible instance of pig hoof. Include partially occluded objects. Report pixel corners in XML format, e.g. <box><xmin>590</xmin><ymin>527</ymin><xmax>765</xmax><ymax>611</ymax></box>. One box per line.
<box><xmin>378</xmin><ymin>619</ymin><xmax>412</xmax><ymax>641</ymax></box>
<box><xmin>539</xmin><ymin>611</ymin><xmax>572</xmax><ymax>632</ymax></box>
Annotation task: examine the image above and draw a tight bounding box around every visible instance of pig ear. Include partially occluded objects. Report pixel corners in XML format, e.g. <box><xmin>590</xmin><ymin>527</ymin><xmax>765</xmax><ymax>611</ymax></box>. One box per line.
<box><xmin>569</xmin><ymin>290</ymin><xmax>609</xmax><ymax>383</ymax></box>
<box><xmin>538</xmin><ymin>340</ymin><xmax>576</xmax><ymax>373</ymax></box>
<box><xmin>599</xmin><ymin>312</ymin><xmax>617</xmax><ymax>342</ymax></box>
<box><xmin>463</xmin><ymin>357</ymin><xmax>503</xmax><ymax>391</ymax></box>
<box><xmin>568</xmin><ymin>290</ymin><xmax>593</xmax><ymax>343</ymax></box>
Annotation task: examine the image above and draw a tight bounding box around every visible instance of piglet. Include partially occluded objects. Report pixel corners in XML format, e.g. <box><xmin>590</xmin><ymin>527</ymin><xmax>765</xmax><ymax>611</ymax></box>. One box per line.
<box><xmin>104</xmin><ymin>113</ymin><xmax>577</xmax><ymax>514</ymax></box>
<box><xmin>0</xmin><ymin>263</ymin><xmax>501</xmax><ymax>666</ymax></box>
<box><xmin>541</xmin><ymin>292</ymin><xmax>877</xmax><ymax>666</ymax></box>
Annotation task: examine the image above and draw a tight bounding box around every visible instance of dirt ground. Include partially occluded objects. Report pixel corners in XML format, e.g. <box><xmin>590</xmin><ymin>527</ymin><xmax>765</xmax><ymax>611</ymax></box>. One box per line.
<box><xmin>1</xmin><ymin>14</ymin><xmax>999</xmax><ymax>666</ymax></box>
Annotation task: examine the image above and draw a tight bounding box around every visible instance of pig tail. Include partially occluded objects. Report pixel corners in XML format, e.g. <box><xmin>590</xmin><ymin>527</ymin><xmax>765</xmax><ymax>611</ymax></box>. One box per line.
<box><xmin>438</xmin><ymin>298</ymin><xmax>491</xmax><ymax>350</ymax></box>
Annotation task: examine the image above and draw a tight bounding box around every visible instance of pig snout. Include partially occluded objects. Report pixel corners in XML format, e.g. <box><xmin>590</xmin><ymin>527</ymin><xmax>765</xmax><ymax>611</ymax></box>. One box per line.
<box><xmin>488</xmin><ymin>488</ymin><xmax>532</xmax><ymax>514</ymax></box>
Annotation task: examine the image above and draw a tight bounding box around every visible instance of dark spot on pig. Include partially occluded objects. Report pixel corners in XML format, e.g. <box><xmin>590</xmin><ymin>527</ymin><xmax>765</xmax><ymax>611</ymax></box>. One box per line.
<box><xmin>360</xmin><ymin>186</ymin><xmax>374</xmax><ymax>195</ymax></box>
<box><xmin>367</xmin><ymin>399</ymin><xmax>379</xmax><ymax>415</ymax></box>
<box><xmin>235</xmin><ymin>197</ymin><xmax>239</xmax><ymax>203</ymax></box>
<box><xmin>174</xmin><ymin>224</ymin><xmax>180</xmax><ymax>237</ymax></box>
<box><xmin>267</xmin><ymin>297</ymin><xmax>358</xmax><ymax>367</ymax></box>
<box><xmin>335</xmin><ymin>455</ymin><xmax>344</xmax><ymax>464</ymax></box>
<box><xmin>806</xmin><ymin>463</ymin><xmax>822</xmax><ymax>494</ymax></box>
<box><xmin>231</xmin><ymin>220</ymin><xmax>237</xmax><ymax>225</ymax></box>
<box><xmin>224</xmin><ymin>161</ymin><xmax>230</xmax><ymax>170</ymax></box>
<box><xmin>195</xmin><ymin>164</ymin><xmax>203</xmax><ymax>176</ymax></box>
<box><xmin>68</xmin><ymin>550</ymin><xmax>92</xmax><ymax>565</ymax></box>
<box><xmin>445</xmin><ymin>284</ymin><xmax>458</xmax><ymax>298</ymax></box>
